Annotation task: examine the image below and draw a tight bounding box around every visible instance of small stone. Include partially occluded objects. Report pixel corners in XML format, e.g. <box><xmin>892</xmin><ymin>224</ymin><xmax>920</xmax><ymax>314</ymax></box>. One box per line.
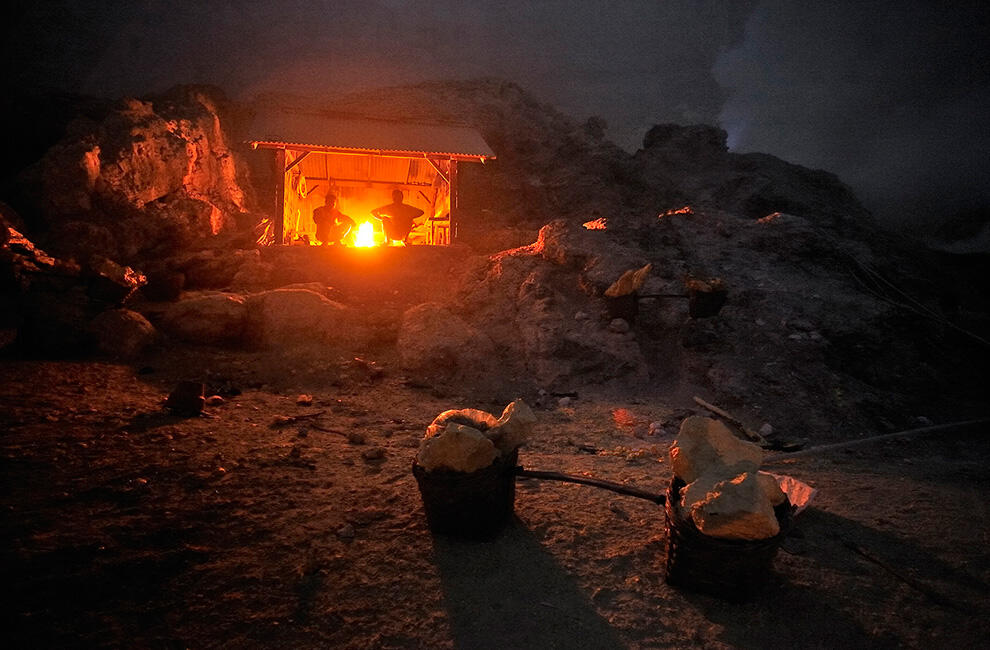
<box><xmin>346</xmin><ymin>431</ymin><xmax>367</xmax><ymax>444</ymax></box>
<box><xmin>361</xmin><ymin>446</ymin><xmax>386</xmax><ymax>461</ymax></box>
<box><xmin>336</xmin><ymin>524</ymin><xmax>355</xmax><ymax>539</ymax></box>
<box><xmin>574</xmin><ymin>311</ymin><xmax>590</xmax><ymax>321</ymax></box>
<box><xmin>165</xmin><ymin>381</ymin><xmax>205</xmax><ymax>417</ymax></box>
<box><xmin>296</xmin><ymin>394</ymin><xmax>313</xmax><ymax>406</ymax></box>
<box><xmin>648</xmin><ymin>421</ymin><xmax>665</xmax><ymax>436</ymax></box>
<box><xmin>608</xmin><ymin>502</ymin><xmax>630</xmax><ymax>520</ymax></box>
<box><xmin>205</xmin><ymin>395</ymin><xmax>224</xmax><ymax>406</ymax></box>
<box><xmin>759</xmin><ymin>423</ymin><xmax>774</xmax><ymax>438</ymax></box>
<box><xmin>557</xmin><ymin>396</ymin><xmax>572</xmax><ymax>408</ymax></box>
<box><xmin>608</xmin><ymin>318</ymin><xmax>630</xmax><ymax>334</ymax></box>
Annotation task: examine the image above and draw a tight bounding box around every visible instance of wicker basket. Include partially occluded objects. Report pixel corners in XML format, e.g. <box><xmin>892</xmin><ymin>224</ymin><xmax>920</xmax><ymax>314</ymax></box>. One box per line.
<box><xmin>412</xmin><ymin>449</ymin><xmax>518</xmax><ymax>541</ymax></box>
<box><xmin>664</xmin><ymin>476</ymin><xmax>794</xmax><ymax>601</ymax></box>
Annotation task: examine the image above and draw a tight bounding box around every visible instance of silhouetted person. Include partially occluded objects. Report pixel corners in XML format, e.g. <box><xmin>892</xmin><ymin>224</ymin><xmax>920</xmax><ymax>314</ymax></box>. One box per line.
<box><xmin>312</xmin><ymin>194</ymin><xmax>354</xmax><ymax>246</ymax></box>
<box><xmin>371</xmin><ymin>189</ymin><xmax>424</xmax><ymax>245</ymax></box>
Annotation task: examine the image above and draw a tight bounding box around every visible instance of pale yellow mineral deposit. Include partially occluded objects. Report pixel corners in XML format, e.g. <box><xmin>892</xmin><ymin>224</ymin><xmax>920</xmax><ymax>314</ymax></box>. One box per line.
<box><xmin>669</xmin><ymin>416</ymin><xmax>763</xmax><ymax>483</ymax></box>
<box><xmin>424</xmin><ymin>408</ymin><xmax>498</xmax><ymax>439</ymax></box>
<box><xmin>486</xmin><ymin>399</ymin><xmax>536</xmax><ymax>453</ymax></box>
<box><xmin>416</xmin><ymin>422</ymin><xmax>498</xmax><ymax>473</ymax></box>
<box><xmin>690</xmin><ymin>472</ymin><xmax>782</xmax><ymax>540</ymax></box>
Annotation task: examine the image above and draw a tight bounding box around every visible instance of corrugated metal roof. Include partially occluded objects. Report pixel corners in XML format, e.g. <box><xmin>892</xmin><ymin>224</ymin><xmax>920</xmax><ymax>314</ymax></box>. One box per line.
<box><xmin>247</xmin><ymin>109</ymin><xmax>495</xmax><ymax>160</ymax></box>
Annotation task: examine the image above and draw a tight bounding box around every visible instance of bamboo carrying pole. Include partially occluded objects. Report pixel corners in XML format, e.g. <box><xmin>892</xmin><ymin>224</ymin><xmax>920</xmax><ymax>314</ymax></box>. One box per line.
<box><xmin>512</xmin><ymin>418</ymin><xmax>989</xmax><ymax>504</ymax></box>
<box><xmin>514</xmin><ymin>467</ymin><xmax>666</xmax><ymax>504</ymax></box>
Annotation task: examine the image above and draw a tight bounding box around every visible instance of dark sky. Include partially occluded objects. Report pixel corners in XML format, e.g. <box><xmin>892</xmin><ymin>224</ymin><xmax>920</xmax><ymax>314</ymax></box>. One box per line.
<box><xmin>4</xmin><ymin>0</ymin><xmax>988</xmax><ymax>226</ymax></box>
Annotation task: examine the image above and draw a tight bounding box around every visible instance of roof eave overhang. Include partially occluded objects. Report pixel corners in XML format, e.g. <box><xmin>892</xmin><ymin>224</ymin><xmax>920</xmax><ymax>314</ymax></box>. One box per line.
<box><xmin>248</xmin><ymin>140</ymin><xmax>493</xmax><ymax>163</ymax></box>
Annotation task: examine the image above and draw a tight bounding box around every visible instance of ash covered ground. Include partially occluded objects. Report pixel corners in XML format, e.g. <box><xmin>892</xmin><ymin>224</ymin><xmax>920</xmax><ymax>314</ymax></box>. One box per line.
<box><xmin>1</xmin><ymin>80</ymin><xmax>988</xmax><ymax>648</ymax></box>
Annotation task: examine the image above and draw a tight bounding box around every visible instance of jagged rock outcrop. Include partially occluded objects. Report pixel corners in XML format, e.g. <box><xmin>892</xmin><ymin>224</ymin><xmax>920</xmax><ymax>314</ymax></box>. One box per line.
<box><xmin>635</xmin><ymin>123</ymin><xmax>870</xmax><ymax>226</ymax></box>
<box><xmin>455</xmin><ymin>220</ymin><xmax>649</xmax><ymax>388</ymax></box>
<box><xmin>29</xmin><ymin>86</ymin><xmax>256</xmax><ymax>264</ymax></box>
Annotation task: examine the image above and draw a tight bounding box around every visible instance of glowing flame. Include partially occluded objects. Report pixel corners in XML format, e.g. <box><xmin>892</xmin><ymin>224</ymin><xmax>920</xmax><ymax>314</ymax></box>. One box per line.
<box><xmin>658</xmin><ymin>206</ymin><xmax>694</xmax><ymax>220</ymax></box>
<box><xmin>354</xmin><ymin>221</ymin><xmax>377</xmax><ymax>247</ymax></box>
<box><xmin>582</xmin><ymin>217</ymin><xmax>607</xmax><ymax>230</ymax></box>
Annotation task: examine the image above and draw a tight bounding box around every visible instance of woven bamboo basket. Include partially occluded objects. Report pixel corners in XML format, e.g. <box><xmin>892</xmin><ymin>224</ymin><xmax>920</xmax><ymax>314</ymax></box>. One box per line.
<box><xmin>664</xmin><ymin>476</ymin><xmax>794</xmax><ymax>601</ymax></box>
<box><xmin>412</xmin><ymin>448</ymin><xmax>518</xmax><ymax>541</ymax></box>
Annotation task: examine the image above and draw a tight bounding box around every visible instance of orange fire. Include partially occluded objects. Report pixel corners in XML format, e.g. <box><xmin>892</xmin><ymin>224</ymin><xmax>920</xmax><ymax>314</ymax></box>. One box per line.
<box><xmin>354</xmin><ymin>221</ymin><xmax>377</xmax><ymax>247</ymax></box>
<box><xmin>658</xmin><ymin>206</ymin><xmax>694</xmax><ymax>219</ymax></box>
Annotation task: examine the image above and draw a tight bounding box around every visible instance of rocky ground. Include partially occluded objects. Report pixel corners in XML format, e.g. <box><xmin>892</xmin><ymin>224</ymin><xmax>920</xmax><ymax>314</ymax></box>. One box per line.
<box><xmin>1</xmin><ymin>353</ymin><xmax>988</xmax><ymax>649</ymax></box>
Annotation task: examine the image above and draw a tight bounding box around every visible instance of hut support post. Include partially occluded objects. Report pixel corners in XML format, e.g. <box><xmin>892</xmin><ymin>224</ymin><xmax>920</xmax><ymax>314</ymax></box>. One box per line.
<box><xmin>449</xmin><ymin>159</ymin><xmax>459</xmax><ymax>242</ymax></box>
<box><xmin>274</xmin><ymin>148</ymin><xmax>286</xmax><ymax>245</ymax></box>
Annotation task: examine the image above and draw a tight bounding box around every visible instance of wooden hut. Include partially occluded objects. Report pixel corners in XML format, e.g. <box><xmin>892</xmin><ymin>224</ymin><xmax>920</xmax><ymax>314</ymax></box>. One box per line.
<box><xmin>247</xmin><ymin>109</ymin><xmax>494</xmax><ymax>246</ymax></box>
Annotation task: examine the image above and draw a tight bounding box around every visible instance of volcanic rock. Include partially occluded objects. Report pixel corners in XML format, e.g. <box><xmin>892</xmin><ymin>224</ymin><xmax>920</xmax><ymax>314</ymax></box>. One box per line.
<box><xmin>86</xmin><ymin>257</ymin><xmax>146</xmax><ymax>305</ymax></box>
<box><xmin>669</xmin><ymin>416</ymin><xmax>763</xmax><ymax>483</ymax></box>
<box><xmin>161</xmin><ymin>293</ymin><xmax>247</xmax><ymax>345</ymax></box>
<box><xmin>88</xmin><ymin>308</ymin><xmax>157</xmax><ymax>358</ymax></box>
<box><xmin>397</xmin><ymin>302</ymin><xmax>496</xmax><ymax>379</ymax></box>
<box><xmin>636</xmin><ymin>123</ymin><xmax>869</xmax><ymax>225</ymax></box>
<box><xmin>229</xmin><ymin>255</ymin><xmax>275</xmax><ymax>291</ymax></box>
<box><xmin>173</xmin><ymin>248</ymin><xmax>260</xmax><ymax>290</ymax></box>
<box><xmin>33</xmin><ymin>87</ymin><xmax>254</xmax><ymax>264</ymax></box>
<box><xmin>165</xmin><ymin>381</ymin><xmax>205</xmax><ymax>416</ymax></box>
<box><xmin>141</xmin><ymin>270</ymin><xmax>185</xmax><ymax>302</ymax></box>
<box><xmin>244</xmin><ymin>288</ymin><xmax>350</xmax><ymax>347</ymax></box>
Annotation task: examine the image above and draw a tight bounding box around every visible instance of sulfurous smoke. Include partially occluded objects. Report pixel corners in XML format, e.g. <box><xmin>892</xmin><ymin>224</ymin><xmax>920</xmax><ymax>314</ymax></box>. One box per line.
<box><xmin>714</xmin><ymin>1</ymin><xmax>990</xmax><ymax>236</ymax></box>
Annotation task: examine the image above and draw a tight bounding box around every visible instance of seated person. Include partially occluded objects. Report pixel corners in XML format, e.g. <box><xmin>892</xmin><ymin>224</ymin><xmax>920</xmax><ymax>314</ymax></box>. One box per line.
<box><xmin>371</xmin><ymin>189</ymin><xmax>424</xmax><ymax>245</ymax></box>
<box><xmin>312</xmin><ymin>194</ymin><xmax>355</xmax><ymax>245</ymax></box>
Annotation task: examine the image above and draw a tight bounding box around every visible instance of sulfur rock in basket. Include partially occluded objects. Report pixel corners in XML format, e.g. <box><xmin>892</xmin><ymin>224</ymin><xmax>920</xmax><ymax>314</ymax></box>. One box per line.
<box><xmin>417</xmin><ymin>422</ymin><xmax>498</xmax><ymax>473</ymax></box>
<box><xmin>417</xmin><ymin>400</ymin><xmax>535</xmax><ymax>472</ymax></box>
<box><xmin>486</xmin><ymin>400</ymin><xmax>537</xmax><ymax>454</ymax></box>
<box><xmin>670</xmin><ymin>416</ymin><xmax>787</xmax><ymax>541</ymax></box>
<box><xmin>689</xmin><ymin>471</ymin><xmax>786</xmax><ymax>540</ymax></box>
<box><xmin>669</xmin><ymin>416</ymin><xmax>763</xmax><ymax>483</ymax></box>
<box><xmin>425</xmin><ymin>408</ymin><xmax>498</xmax><ymax>440</ymax></box>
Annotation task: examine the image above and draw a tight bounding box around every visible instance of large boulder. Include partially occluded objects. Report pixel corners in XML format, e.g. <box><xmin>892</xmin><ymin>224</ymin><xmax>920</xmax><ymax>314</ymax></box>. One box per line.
<box><xmin>397</xmin><ymin>302</ymin><xmax>497</xmax><ymax>379</ymax></box>
<box><xmin>160</xmin><ymin>293</ymin><xmax>247</xmax><ymax>344</ymax></box>
<box><xmin>30</xmin><ymin>86</ymin><xmax>256</xmax><ymax>264</ymax></box>
<box><xmin>89</xmin><ymin>308</ymin><xmax>157</xmax><ymax>358</ymax></box>
<box><xmin>244</xmin><ymin>288</ymin><xmax>350</xmax><ymax>347</ymax></box>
